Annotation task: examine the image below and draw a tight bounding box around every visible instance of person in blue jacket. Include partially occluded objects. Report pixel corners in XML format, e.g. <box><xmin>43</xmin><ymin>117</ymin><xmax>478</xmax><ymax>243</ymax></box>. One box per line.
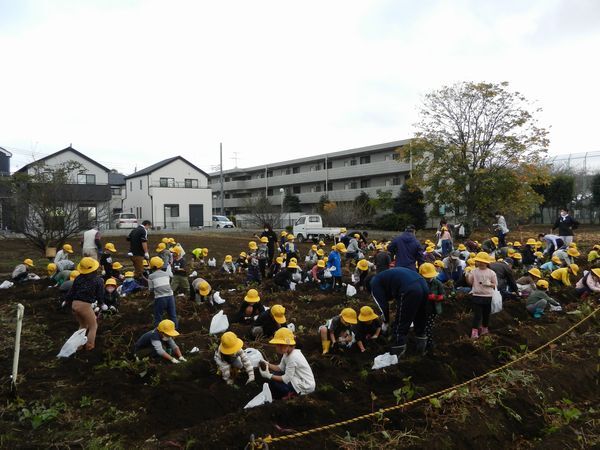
<box><xmin>366</xmin><ymin>267</ymin><xmax>429</xmax><ymax>357</ymax></box>
<box><xmin>326</xmin><ymin>242</ymin><xmax>347</xmax><ymax>292</ymax></box>
<box><xmin>387</xmin><ymin>225</ymin><xmax>424</xmax><ymax>271</ymax></box>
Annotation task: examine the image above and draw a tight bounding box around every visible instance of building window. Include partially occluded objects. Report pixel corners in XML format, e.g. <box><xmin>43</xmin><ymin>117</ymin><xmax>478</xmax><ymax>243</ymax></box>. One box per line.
<box><xmin>111</xmin><ymin>187</ymin><xmax>122</xmax><ymax>195</ymax></box>
<box><xmin>139</xmin><ymin>179</ymin><xmax>143</xmax><ymax>190</ymax></box>
<box><xmin>267</xmin><ymin>170</ymin><xmax>273</xmax><ymax>178</ymax></box>
<box><xmin>393</xmin><ymin>176</ymin><xmax>402</xmax><ymax>185</ymax></box>
<box><xmin>292</xmin><ymin>167</ymin><xmax>300</xmax><ymax>174</ymax></box>
<box><xmin>350</xmin><ymin>159</ymin><xmax>357</xmax><ymax>166</ymax></box>
<box><xmin>165</xmin><ymin>204</ymin><xmax>179</xmax><ymax>217</ymax></box>
<box><xmin>225</xmin><ymin>194</ymin><xmax>230</xmax><ymax>199</ymax></box>
<box><xmin>315</xmin><ymin>184</ymin><xmax>322</xmax><ymax>192</ymax></box>
<box><xmin>360</xmin><ymin>156</ymin><xmax>371</xmax><ymax>165</ymax></box>
<box><xmin>267</xmin><ymin>188</ymin><xmax>273</xmax><ymax>196</ymax></box>
<box><xmin>160</xmin><ymin>177</ymin><xmax>174</xmax><ymax>187</ymax></box>
<box><xmin>326</xmin><ymin>160</ymin><xmax>332</xmax><ymax>169</ymax></box>
<box><xmin>293</xmin><ymin>186</ymin><xmax>301</xmax><ymax>194</ymax></box>
<box><xmin>360</xmin><ymin>179</ymin><xmax>370</xmax><ymax>188</ymax></box>
<box><xmin>185</xmin><ymin>178</ymin><xmax>198</xmax><ymax>188</ymax></box>
<box><xmin>347</xmin><ymin>181</ymin><xmax>358</xmax><ymax>190</ymax></box>
<box><xmin>129</xmin><ymin>181</ymin><xmax>132</xmax><ymax>191</ymax></box>
<box><xmin>77</xmin><ymin>173</ymin><xmax>96</xmax><ymax>185</ymax></box>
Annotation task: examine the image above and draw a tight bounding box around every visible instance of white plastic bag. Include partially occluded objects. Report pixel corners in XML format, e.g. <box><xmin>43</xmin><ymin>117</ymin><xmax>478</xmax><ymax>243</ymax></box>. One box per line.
<box><xmin>304</xmin><ymin>256</ymin><xmax>310</xmax><ymax>262</ymax></box>
<box><xmin>209</xmin><ymin>310</ymin><xmax>229</xmax><ymax>335</ymax></box>
<box><xmin>0</xmin><ymin>280</ymin><xmax>14</xmax><ymax>289</ymax></box>
<box><xmin>372</xmin><ymin>352</ymin><xmax>399</xmax><ymax>370</ymax></box>
<box><xmin>351</xmin><ymin>273</ymin><xmax>359</xmax><ymax>284</ymax></box>
<box><xmin>27</xmin><ymin>274</ymin><xmax>41</xmax><ymax>280</ymax></box>
<box><xmin>189</xmin><ymin>270</ymin><xmax>198</xmax><ymax>278</ymax></box>
<box><xmin>244</xmin><ymin>348</ymin><xmax>263</xmax><ymax>368</ymax></box>
<box><xmin>208</xmin><ymin>258</ymin><xmax>217</xmax><ymax>267</ymax></box>
<box><xmin>244</xmin><ymin>383</ymin><xmax>273</xmax><ymax>409</ymax></box>
<box><xmin>292</xmin><ymin>272</ymin><xmax>301</xmax><ymax>282</ymax></box>
<box><xmin>287</xmin><ymin>323</ymin><xmax>295</xmax><ymax>332</ymax></box>
<box><xmin>289</xmin><ymin>282</ymin><xmax>296</xmax><ymax>291</ymax></box>
<box><xmin>323</xmin><ymin>268</ymin><xmax>332</xmax><ymax>279</ymax></box>
<box><xmin>212</xmin><ymin>291</ymin><xmax>226</xmax><ymax>305</ymax></box>
<box><xmin>549</xmin><ymin>304</ymin><xmax>562</xmax><ymax>312</ymax></box>
<box><xmin>491</xmin><ymin>289</ymin><xmax>503</xmax><ymax>314</ymax></box>
<box><xmin>57</xmin><ymin>329</ymin><xmax>87</xmax><ymax>358</ymax></box>
<box><xmin>190</xmin><ymin>346</ymin><xmax>200</xmax><ymax>353</ymax></box>
<box><xmin>346</xmin><ymin>284</ymin><xmax>357</xmax><ymax>297</ymax></box>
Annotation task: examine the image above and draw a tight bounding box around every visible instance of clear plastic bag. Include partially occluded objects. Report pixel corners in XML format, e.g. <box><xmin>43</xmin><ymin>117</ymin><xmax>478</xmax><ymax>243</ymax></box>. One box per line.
<box><xmin>491</xmin><ymin>289</ymin><xmax>503</xmax><ymax>314</ymax></box>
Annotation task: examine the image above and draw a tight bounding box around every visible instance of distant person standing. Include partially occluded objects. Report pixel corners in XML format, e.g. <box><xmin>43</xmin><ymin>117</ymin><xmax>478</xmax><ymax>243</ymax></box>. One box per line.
<box><xmin>258</xmin><ymin>223</ymin><xmax>278</xmax><ymax>266</ymax></box>
<box><xmin>493</xmin><ymin>212</ymin><xmax>509</xmax><ymax>248</ymax></box>
<box><xmin>552</xmin><ymin>208</ymin><xmax>578</xmax><ymax>245</ymax></box>
<box><xmin>387</xmin><ymin>225</ymin><xmax>424</xmax><ymax>271</ymax></box>
<box><xmin>127</xmin><ymin>220</ymin><xmax>152</xmax><ymax>282</ymax></box>
<box><xmin>81</xmin><ymin>225</ymin><xmax>102</xmax><ymax>261</ymax></box>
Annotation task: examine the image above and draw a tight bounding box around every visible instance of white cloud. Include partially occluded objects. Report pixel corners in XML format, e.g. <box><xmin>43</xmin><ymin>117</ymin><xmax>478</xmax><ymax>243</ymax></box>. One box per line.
<box><xmin>1</xmin><ymin>0</ymin><xmax>598</xmax><ymax>174</ymax></box>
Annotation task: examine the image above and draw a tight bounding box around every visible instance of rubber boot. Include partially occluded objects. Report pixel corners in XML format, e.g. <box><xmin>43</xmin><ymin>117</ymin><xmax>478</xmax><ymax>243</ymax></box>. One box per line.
<box><xmin>415</xmin><ymin>336</ymin><xmax>428</xmax><ymax>356</ymax></box>
<box><xmin>390</xmin><ymin>344</ymin><xmax>407</xmax><ymax>358</ymax></box>
<box><xmin>321</xmin><ymin>340</ymin><xmax>331</xmax><ymax>355</ymax></box>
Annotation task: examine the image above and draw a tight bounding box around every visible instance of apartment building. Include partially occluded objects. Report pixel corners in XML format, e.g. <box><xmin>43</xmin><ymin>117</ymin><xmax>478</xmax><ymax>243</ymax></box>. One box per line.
<box><xmin>209</xmin><ymin>139</ymin><xmax>411</xmax><ymax>215</ymax></box>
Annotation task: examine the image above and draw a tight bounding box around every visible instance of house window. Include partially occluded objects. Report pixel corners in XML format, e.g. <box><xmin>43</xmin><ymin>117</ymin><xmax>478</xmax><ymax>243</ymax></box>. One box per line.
<box><xmin>77</xmin><ymin>174</ymin><xmax>96</xmax><ymax>185</ymax></box>
<box><xmin>225</xmin><ymin>194</ymin><xmax>230</xmax><ymax>199</ymax></box>
<box><xmin>139</xmin><ymin>179</ymin><xmax>143</xmax><ymax>190</ymax></box>
<box><xmin>129</xmin><ymin>181</ymin><xmax>132</xmax><ymax>191</ymax></box>
<box><xmin>165</xmin><ymin>204</ymin><xmax>179</xmax><ymax>217</ymax></box>
<box><xmin>160</xmin><ymin>177</ymin><xmax>174</xmax><ymax>187</ymax></box>
<box><xmin>349</xmin><ymin>181</ymin><xmax>358</xmax><ymax>189</ymax></box>
<box><xmin>285</xmin><ymin>168</ymin><xmax>291</xmax><ymax>175</ymax></box>
<box><xmin>185</xmin><ymin>178</ymin><xmax>198</xmax><ymax>188</ymax></box>
<box><xmin>292</xmin><ymin>167</ymin><xmax>300</xmax><ymax>174</ymax></box>
<box><xmin>293</xmin><ymin>186</ymin><xmax>301</xmax><ymax>194</ymax></box>
<box><xmin>360</xmin><ymin>179</ymin><xmax>370</xmax><ymax>188</ymax></box>
<box><xmin>350</xmin><ymin>159</ymin><xmax>357</xmax><ymax>166</ymax></box>
<box><xmin>326</xmin><ymin>160</ymin><xmax>332</xmax><ymax>169</ymax></box>
<box><xmin>315</xmin><ymin>184</ymin><xmax>322</xmax><ymax>192</ymax></box>
<box><xmin>360</xmin><ymin>155</ymin><xmax>370</xmax><ymax>164</ymax></box>
<box><xmin>111</xmin><ymin>187</ymin><xmax>122</xmax><ymax>195</ymax></box>
<box><xmin>393</xmin><ymin>176</ymin><xmax>402</xmax><ymax>185</ymax></box>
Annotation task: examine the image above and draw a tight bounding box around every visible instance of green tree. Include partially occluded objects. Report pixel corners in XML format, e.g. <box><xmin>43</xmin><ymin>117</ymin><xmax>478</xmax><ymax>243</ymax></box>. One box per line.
<box><xmin>353</xmin><ymin>191</ymin><xmax>375</xmax><ymax>219</ymax></box>
<box><xmin>369</xmin><ymin>189</ymin><xmax>394</xmax><ymax>213</ymax></box>
<box><xmin>283</xmin><ymin>193</ymin><xmax>301</xmax><ymax>212</ymax></box>
<box><xmin>393</xmin><ymin>183</ymin><xmax>427</xmax><ymax>229</ymax></box>
<box><xmin>545</xmin><ymin>174</ymin><xmax>575</xmax><ymax>215</ymax></box>
<box><xmin>316</xmin><ymin>194</ymin><xmax>330</xmax><ymax>214</ymax></box>
<box><xmin>405</xmin><ymin>81</ymin><xmax>550</xmax><ymax>230</ymax></box>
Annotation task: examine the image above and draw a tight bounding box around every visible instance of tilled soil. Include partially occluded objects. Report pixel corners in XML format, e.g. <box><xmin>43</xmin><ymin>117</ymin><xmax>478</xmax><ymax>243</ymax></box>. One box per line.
<box><xmin>0</xmin><ymin>232</ymin><xmax>599</xmax><ymax>450</ymax></box>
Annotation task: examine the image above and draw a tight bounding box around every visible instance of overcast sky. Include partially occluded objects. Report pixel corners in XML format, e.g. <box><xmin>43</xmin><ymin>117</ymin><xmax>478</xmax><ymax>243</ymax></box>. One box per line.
<box><xmin>1</xmin><ymin>0</ymin><xmax>599</xmax><ymax>175</ymax></box>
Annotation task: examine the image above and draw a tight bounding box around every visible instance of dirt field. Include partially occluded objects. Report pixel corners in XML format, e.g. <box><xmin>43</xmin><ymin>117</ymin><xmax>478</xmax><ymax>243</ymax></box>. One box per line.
<box><xmin>0</xmin><ymin>229</ymin><xmax>599</xmax><ymax>449</ymax></box>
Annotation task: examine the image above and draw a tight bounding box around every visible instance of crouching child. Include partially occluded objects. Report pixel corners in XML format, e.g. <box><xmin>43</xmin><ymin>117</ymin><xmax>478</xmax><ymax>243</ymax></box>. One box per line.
<box><xmin>318</xmin><ymin>307</ymin><xmax>357</xmax><ymax>354</ymax></box>
<box><xmin>258</xmin><ymin>328</ymin><xmax>315</xmax><ymax>400</ymax></box>
<box><xmin>251</xmin><ymin>304</ymin><xmax>287</xmax><ymax>339</ymax></box>
<box><xmin>354</xmin><ymin>306</ymin><xmax>381</xmax><ymax>353</ymax></box>
<box><xmin>214</xmin><ymin>332</ymin><xmax>255</xmax><ymax>385</ymax></box>
<box><xmin>419</xmin><ymin>262</ymin><xmax>444</xmax><ymax>354</ymax></box>
<box><xmin>133</xmin><ymin>319</ymin><xmax>186</xmax><ymax>364</ymax></box>
<box><xmin>526</xmin><ymin>280</ymin><xmax>561</xmax><ymax>318</ymax></box>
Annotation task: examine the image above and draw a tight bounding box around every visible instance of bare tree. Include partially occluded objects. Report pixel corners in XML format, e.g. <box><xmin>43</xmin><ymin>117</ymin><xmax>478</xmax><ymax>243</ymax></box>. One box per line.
<box><xmin>242</xmin><ymin>195</ymin><xmax>283</xmax><ymax>228</ymax></box>
<box><xmin>9</xmin><ymin>160</ymin><xmax>110</xmax><ymax>254</ymax></box>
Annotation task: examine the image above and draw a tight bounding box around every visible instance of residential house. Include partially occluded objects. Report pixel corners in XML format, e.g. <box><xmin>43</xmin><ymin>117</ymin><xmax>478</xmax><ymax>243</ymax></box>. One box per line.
<box><xmin>108</xmin><ymin>171</ymin><xmax>126</xmax><ymax>216</ymax></box>
<box><xmin>122</xmin><ymin>156</ymin><xmax>212</xmax><ymax>229</ymax></box>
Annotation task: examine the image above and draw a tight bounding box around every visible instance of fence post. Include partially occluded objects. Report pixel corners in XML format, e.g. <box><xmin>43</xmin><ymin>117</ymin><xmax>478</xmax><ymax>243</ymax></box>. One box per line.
<box><xmin>11</xmin><ymin>303</ymin><xmax>25</xmax><ymax>391</ymax></box>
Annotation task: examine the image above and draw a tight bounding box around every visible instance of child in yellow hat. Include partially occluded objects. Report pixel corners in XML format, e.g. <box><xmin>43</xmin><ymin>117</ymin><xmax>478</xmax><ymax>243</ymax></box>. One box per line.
<box><xmin>251</xmin><ymin>304</ymin><xmax>287</xmax><ymax>339</ymax></box>
<box><xmin>214</xmin><ymin>332</ymin><xmax>255</xmax><ymax>385</ymax></box>
<box><xmin>11</xmin><ymin>258</ymin><xmax>35</xmax><ymax>283</ymax></box>
<box><xmin>465</xmin><ymin>253</ymin><xmax>498</xmax><ymax>339</ymax></box>
<box><xmin>222</xmin><ymin>255</ymin><xmax>235</xmax><ymax>274</ymax></box>
<box><xmin>352</xmin><ymin>259</ymin><xmax>373</xmax><ymax>291</ymax></box>
<box><xmin>354</xmin><ymin>306</ymin><xmax>382</xmax><ymax>353</ymax></box>
<box><xmin>232</xmin><ymin>289</ymin><xmax>266</xmax><ymax>324</ymax></box>
<box><xmin>418</xmin><ymin>262</ymin><xmax>445</xmax><ymax>354</ymax></box>
<box><xmin>318</xmin><ymin>308</ymin><xmax>357</xmax><ymax>354</ymax></box>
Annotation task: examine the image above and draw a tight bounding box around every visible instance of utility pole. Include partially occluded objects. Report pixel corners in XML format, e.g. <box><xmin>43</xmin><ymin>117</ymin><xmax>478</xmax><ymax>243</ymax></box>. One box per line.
<box><xmin>220</xmin><ymin>143</ymin><xmax>224</xmax><ymax>215</ymax></box>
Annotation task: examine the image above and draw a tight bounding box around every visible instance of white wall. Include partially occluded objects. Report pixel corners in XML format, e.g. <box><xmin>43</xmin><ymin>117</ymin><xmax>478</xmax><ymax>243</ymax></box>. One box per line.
<box><xmin>122</xmin><ymin>175</ymin><xmax>152</xmax><ymax>222</ymax></box>
<box><xmin>151</xmin><ymin>187</ymin><xmax>213</xmax><ymax>229</ymax></box>
<box><xmin>149</xmin><ymin>159</ymin><xmax>209</xmax><ymax>187</ymax></box>
<box><xmin>28</xmin><ymin>150</ymin><xmax>109</xmax><ymax>184</ymax></box>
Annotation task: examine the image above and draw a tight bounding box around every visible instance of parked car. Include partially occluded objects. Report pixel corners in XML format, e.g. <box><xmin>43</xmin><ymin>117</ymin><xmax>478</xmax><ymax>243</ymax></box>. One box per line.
<box><xmin>212</xmin><ymin>215</ymin><xmax>235</xmax><ymax>228</ymax></box>
<box><xmin>112</xmin><ymin>213</ymin><xmax>138</xmax><ymax>229</ymax></box>
<box><xmin>292</xmin><ymin>215</ymin><xmax>340</xmax><ymax>242</ymax></box>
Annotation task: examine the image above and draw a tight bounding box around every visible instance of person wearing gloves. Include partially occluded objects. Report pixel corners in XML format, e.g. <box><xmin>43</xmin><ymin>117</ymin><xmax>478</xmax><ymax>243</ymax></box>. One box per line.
<box><xmin>466</xmin><ymin>252</ymin><xmax>498</xmax><ymax>339</ymax></box>
<box><xmin>366</xmin><ymin>267</ymin><xmax>429</xmax><ymax>357</ymax></box>
<box><xmin>318</xmin><ymin>307</ymin><xmax>357</xmax><ymax>354</ymax></box>
<box><xmin>388</xmin><ymin>225</ymin><xmax>424</xmax><ymax>271</ymax></box>
<box><xmin>575</xmin><ymin>267</ymin><xmax>600</xmax><ymax>298</ymax></box>
<box><xmin>134</xmin><ymin>319</ymin><xmax>186</xmax><ymax>364</ymax></box>
<box><xmin>353</xmin><ymin>306</ymin><xmax>382</xmax><ymax>353</ymax></box>
<box><xmin>214</xmin><ymin>331</ymin><xmax>255</xmax><ymax>385</ymax></box>
<box><xmin>326</xmin><ymin>242</ymin><xmax>346</xmax><ymax>292</ymax></box>
<box><xmin>232</xmin><ymin>289</ymin><xmax>266</xmax><ymax>324</ymax></box>
<box><xmin>258</xmin><ymin>328</ymin><xmax>315</xmax><ymax>400</ymax></box>
<box><xmin>550</xmin><ymin>264</ymin><xmax>579</xmax><ymax>287</ymax></box>
<box><xmin>148</xmin><ymin>256</ymin><xmax>178</xmax><ymax>328</ymax></box>
<box><xmin>352</xmin><ymin>259</ymin><xmax>373</xmax><ymax>291</ymax></box>
<box><xmin>526</xmin><ymin>280</ymin><xmax>561</xmax><ymax>318</ymax></box>
<box><xmin>257</xmin><ymin>236</ymin><xmax>270</xmax><ymax>279</ymax></box>
<box><xmin>541</xmin><ymin>255</ymin><xmax>563</xmax><ymax>273</ymax></box>
<box><xmin>101</xmin><ymin>278</ymin><xmax>120</xmax><ymax>314</ymax></box>
<box><xmin>54</xmin><ymin>243</ymin><xmax>74</xmax><ymax>265</ymax></box>
<box><xmin>99</xmin><ymin>242</ymin><xmax>117</xmax><ymax>276</ymax></box>
<box><xmin>64</xmin><ymin>257</ymin><xmax>104</xmax><ymax>350</ymax></box>
<box><xmin>127</xmin><ymin>220</ymin><xmax>152</xmax><ymax>283</ymax></box>
<box><xmin>516</xmin><ymin>268</ymin><xmax>543</xmax><ymax>296</ymax></box>
<box><xmin>190</xmin><ymin>247</ymin><xmax>205</xmax><ymax>269</ymax></box>
<box><xmin>419</xmin><ymin>262</ymin><xmax>444</xmax><ymax>354</ymax></box>
<box><xmin>11</xmin><ymin>258</ymin><xmax>35</xmax><ymax>283</ymax></box>
<box><xmin>251</xmin><ymin>304</ymin><xmax>287</xmax><ymax>339</ymax></box>
<box><xmin>553</xmin><ymin>246</ymin><xmax>580</xmax><ymax>266</ymax></box>
<box><xmin>121</xmin><ymin>271</ymin><xmax>144</xmax><ymax>295</ymax></box>
<box><xmin>170</xmin><ymin>246</ymin><xmax>190</xmax><ymax>299</ymax></box>
<box><xmin>221</xmin><ymin>255</ymin><xmax>235</xmax><ymax>274</ymax></box>
<box><xmin>191</xmin><ymin>278</ymin><xmax>213</xmax><ymax>304</ymax></box>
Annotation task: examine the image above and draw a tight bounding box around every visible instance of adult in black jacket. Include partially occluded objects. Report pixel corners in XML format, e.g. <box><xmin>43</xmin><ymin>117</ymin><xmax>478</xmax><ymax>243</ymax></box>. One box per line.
<box><xmin>552</xmin><ymin>208</ymin><xmax>578</xmax><ymax>246</ymax></box>
<box><xmin>258</xmin><ymin>223</ymin><xmax>278</xmax><ymax>266</ymax></box>
<box><xmin>489</xmin><ymin>258</ymin><xmax>518</xmax><ymax>298</ymax></box>
<box><xmin>387</xmin><ymin>225</ymin><xmax>424</xmax><ymax>271</ymax></box>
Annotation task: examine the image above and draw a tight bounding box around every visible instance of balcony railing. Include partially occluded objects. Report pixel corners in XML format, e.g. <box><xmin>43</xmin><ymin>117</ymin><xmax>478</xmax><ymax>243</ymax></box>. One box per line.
<box><xmin>149</xmin><ymin>182</ymin><xmax>209</xmax><ymax>189</ymax></box>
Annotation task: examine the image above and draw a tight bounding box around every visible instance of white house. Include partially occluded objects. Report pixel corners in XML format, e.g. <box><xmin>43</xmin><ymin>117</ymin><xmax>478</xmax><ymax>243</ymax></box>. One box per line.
<box><xmin>16</xmin><ymin>146</ymin><xmax>112</xmax><ymax>228</ymax></box>
<box><xmin>122</xmin><ymin>156</ymin><xmax>212</xmax><ymax>230</ymax></box>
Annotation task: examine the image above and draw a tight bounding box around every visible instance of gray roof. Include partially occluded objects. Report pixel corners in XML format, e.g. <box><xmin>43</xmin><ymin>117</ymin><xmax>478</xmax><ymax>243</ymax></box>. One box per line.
<box><xmin>125</xmin><ymin>156</ymin><xmax>209</xmax><ymax>179</ymax></box>
<box><xmin>108</xmin><ymin>172</ymin><xmax>126</xmax><ymax>186</ymax></box>
<box><xmin>16</xmin><ymin>146</ymin><xmax>111</xmax><ymax>173</ymax></box>
<box><xmin>208</xmin><ymin>139</ymin><xmax>411</xmax><ymax>177</ymax></box>
<box><xmin>0</xmin><ymin>147</ymin><xmax>12</xmax><ymax>157</ymax></box>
